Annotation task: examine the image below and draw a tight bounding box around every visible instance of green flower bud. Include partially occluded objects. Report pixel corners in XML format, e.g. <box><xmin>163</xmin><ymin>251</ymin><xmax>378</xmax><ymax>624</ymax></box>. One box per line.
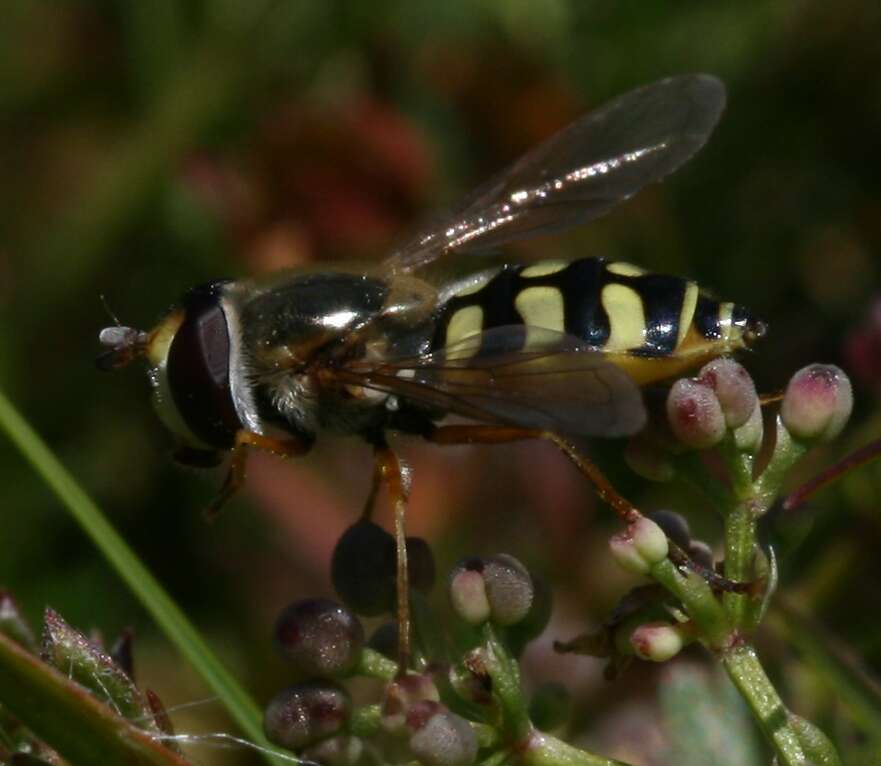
<box><xmin>666</xmin><ymin>379</ymin><xmax>726</xmax><ymax>449</ymax></box>
<box><xmin>609</xmin><ymin>517</ymin><xmax>669</xmax><ymax>575</ymax></box>
<box><xmin>449</xmin><ymin>567</ymin><xmax>491</xmax><ymax>625</ymax></box>
<box><xmin>450</xmin><ymin>555</ymin><xmax>533</xmax><ymax>626</ymax></box>
<box><xmin>733</xmin><ymin>401</ymin><xmax>764</xmax><ymax>453</ymax></box>
<box><xmin>647</xmin><ymin>510</ymin><xmax>690</xmax><ymax>550</ymax></box>
<box><xmin>781</xmin><ymin>364</ymin><xmax>853</xmax><ymax>443</ymax></box>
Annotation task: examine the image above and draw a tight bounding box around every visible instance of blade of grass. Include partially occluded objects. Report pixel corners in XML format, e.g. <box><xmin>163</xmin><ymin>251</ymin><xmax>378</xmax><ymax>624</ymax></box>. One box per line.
<box><xmin>0</xmin><ymin>389</ymin><xmax>287</xmax><ymax>766</ymax></box>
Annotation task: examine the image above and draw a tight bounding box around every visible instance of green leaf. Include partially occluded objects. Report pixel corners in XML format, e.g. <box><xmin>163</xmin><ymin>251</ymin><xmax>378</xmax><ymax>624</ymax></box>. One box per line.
<box><xmin>0</xmin><ymin>389</ymin><xmax>287</xmax><ymax>765</ymax></box>
<box><xmin>41</xmin><ymin>608</ymin><xmax>157</xmax><ymax>733</ymax></box>
<box><xmin>0</xmin><ymin>631</ymin><xmax>189</xmax><ymax>766</ymax></box>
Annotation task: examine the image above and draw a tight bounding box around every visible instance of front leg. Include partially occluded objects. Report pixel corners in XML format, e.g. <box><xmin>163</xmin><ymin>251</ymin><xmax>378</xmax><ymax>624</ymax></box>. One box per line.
<box><xmin>205</xmin><ymin>430</ymin><xmax>311</xmax><ymax>519</ymax></box>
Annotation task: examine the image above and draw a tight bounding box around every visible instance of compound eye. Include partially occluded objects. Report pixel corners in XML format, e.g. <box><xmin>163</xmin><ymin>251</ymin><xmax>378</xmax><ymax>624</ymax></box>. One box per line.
<box><xmin>166</xmin><ymin>290</ymin><xmax>242</xmax><ymax>449</ymax></box>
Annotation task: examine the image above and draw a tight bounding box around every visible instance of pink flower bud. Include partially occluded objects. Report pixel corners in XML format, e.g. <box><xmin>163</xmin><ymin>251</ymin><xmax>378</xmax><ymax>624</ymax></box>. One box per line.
<box><xmin>609</xmin><ymin>517</ymin><xmax>669</xmax><ymax>575</ymax></box>
<box><xmin>630</xmin><ymin>622</ymin><xmax>685</xmax><ymax>662</ymax></box>
<box><xmin>781</xmin><ymin>364</ymin><xmax>853</xmax><ymax>443</ymax></box>
<box><xmin>698</xmin><ymin>358</ymin><xmax>759</xmax><ymax>429</ymax></box>
<box><xmin>666</xmin><ymin>379</ymin><xmax>726</xmax><ymax>449</ymax></box>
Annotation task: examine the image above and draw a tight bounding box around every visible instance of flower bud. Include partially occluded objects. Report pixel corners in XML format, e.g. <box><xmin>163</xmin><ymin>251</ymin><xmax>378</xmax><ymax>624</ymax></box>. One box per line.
<box><xmin>482</xmin><ymin>554</ymin><xmax>534</xmax><ymax>626</ymax></box>
<box><xmin>666</xmin><ymin>379</ymin><xmax>726</xmax><ymax>449</ymax></box>
<box><xmin>450</xmin><ymin>555</ymin><xmax>533</xmax><ymax>626</ymax></box>
<box><xmin>781</xmin><ymin>364</ymin><xmax>853</xmax><ymax>443</ymax></box>
<box><xmin>275</xmin><ymin>598</ymin><xmax>364</xmax><ymax>677</ymax></box>
<box><xmin>409</xmin><ymin>709</ymin><xmax>478</xmax><ymax>766</ymax></box>
<box><xmin>303</xmin><ymin>735</ymin><xmax>363</xmax><ymax>766</ymax></box>
<box><xmin>263</xmin><ymin>681</ymin><xmax>350</xmax><ymax>750</ymax></box>
<box><xmin>449</xmin><ymin>567</ymin><xmax>491</xmax><ymax>625</ymax></box>
<box><xmin>624</xmin><ymin>435</ymin><xmax>675</xmax><ymax>482</ymax></box>
<box><xmin>331</xmin><ymin>520</ymin><xmax>396</xmax><ymax>616</ymax></box>
<box><xmin>609</xmin><ymin>517</ymin><xmax>669</xmax><ymax>575</ymax></box>
<box><xmin>505</xmin><ymin>574</ymin><xmax>553</xmax><ymax>655</ymax></box>
<box><xmin>381</xmin><ymin>673</ymin><xmax>441</xmax><ymax>734</ymax></box>
<box><xmin>687</xmin><ymin>540</ymin><xmax>715</xmax><ymax>570</ymax></box>
<box><xmin>733</xmin><ymin>401</ymin><xmax>763</xmax><ymax>453</ymax></box>
<box><xmin>698</xmin><ymin>358</ymin><xmax>758</xmax><ymax>429</ymax></box>
<box><xmin>629</xmin><ymin>622</ymin><xmax>685</xmax><ymax>662</ymax></box>
<box><xmin>647</xmin><ymin>510</ymin><xmax>690</xmax><ymax>550</ymax></box>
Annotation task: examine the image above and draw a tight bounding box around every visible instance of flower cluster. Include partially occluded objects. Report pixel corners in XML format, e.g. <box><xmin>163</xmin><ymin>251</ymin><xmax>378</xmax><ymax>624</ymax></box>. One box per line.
<box><xmin>261</xmin><ymin>360</ymin><xmax>853</xmax><ymax>766</ymax></box>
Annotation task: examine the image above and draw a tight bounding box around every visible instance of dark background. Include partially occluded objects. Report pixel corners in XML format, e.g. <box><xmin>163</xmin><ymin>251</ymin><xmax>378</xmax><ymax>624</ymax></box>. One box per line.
<box><xmin>1</xmin><ymin>2</ymin><xmax>880</xmax><ymax>764</ymax></box>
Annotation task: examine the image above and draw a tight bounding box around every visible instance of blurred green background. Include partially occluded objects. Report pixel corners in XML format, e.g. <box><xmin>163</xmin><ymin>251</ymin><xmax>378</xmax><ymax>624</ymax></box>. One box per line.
<box><xmin>2</xmin><ymin>1</ymin><xmax>881</xmax><ymax>764</ymax></box>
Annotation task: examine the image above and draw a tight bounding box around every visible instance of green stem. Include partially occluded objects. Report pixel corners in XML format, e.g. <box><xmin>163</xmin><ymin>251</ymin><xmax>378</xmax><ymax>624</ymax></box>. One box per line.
<box><xmin>721</xmin><ymin>642</ymin><xmax>822</xmax><ymax>766</ymax></box>
<box><xmin>722</xmin><ymin>501</ymin><xmax>757</xmax><ymax>629</ymax></box>
<box><xmin>520</xmin><ymin>731</ymin><xmax>631</xmax><ymax>766</ymax></box>
<box><xmin>650</xmin><ymin>559</ymin><xmax>730</xmax><ymax>648</ymax></box>
<box><xmin>0</xmin><ymin>390</ymin><xmax>285</xmax><ymax>766</ymax></box>
<box><xmin>481</xmin><ymin>624</ymin><xmax>531</xmax><ymax>741</ymax></box>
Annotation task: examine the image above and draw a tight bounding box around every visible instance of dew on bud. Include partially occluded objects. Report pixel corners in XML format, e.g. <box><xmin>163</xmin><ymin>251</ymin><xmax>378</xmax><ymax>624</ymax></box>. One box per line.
<box><xmin>647</xmin><ymin>511</ymin><xmax>690</xmax><ymax>550</ymax></box>
<box><xmin>666</xmin><ymin>378</ymin><xmax>727</xmax><ymax>449</ymax></box>
<box><xmin>263</xmin><ymin>681</ymin><xmax>351</xmax><ymax>751</ymax></box>
<box><xmin>698</xmin><ymin>358</ymin><xmax>759</xmax><ymax>429</ymax></box>
<box><xmin>275</xmin><ymin>598</ymin><xmax>364</xmax><ymax>677</ymax></box>
<box><xmin>630</xmin><ymin>622</ymin><xmax>685</xmax><ymax>662</ymax></box>
<box><xmin>781</xmin><ymin>364</ymin><xmax>853</xmax><ymax>443</ymax></box>
<box><xmin>609</xmin><ymin>517</ymin><xmax>669</xmax><ymax>575</ymax></box>
<box><xmin>409</xmin><ymin>709</ymin><xmax>478</xmax><ymax>766</ymax></box>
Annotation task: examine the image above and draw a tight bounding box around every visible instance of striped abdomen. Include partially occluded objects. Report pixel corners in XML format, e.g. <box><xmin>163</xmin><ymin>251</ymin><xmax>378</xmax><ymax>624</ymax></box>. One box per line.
<box><xmin>432</xmin><ymin>257</ymin><xmax>761</xmax><ymax>385</ymax></box>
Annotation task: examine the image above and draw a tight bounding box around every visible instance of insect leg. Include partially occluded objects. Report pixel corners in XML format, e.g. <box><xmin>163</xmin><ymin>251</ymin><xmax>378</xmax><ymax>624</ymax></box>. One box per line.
<box><xmin>372</xmin><ymin>443</ymin><xmax>412</xmax><ymax>673</ymax></box>
<box><xmin>426</xmin><ymin>424</ymin><xmax>641</xmax><ymax>523</ymax></box>
<box><xmin>204</xmin><ymin>431</ymin><xmax>309</xmax><ymax>520</ymax></box>
<box><xmin>427</xmin><ymin>424</ymin><xmax>755</xmax><ymax>593</ymax></box>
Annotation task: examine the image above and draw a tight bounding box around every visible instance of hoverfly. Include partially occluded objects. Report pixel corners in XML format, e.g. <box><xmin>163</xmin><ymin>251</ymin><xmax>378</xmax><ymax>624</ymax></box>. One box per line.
<box><xmin>98</xmin><ymin>74</ymin><xmax>765</xmax><ymax>666</ymax></box>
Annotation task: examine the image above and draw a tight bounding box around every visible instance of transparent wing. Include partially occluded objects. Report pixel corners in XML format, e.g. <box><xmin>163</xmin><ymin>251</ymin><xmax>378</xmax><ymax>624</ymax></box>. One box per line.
<box><xmin>383</xmin><ymin>74</ymin><xmax>725</xmax><ymax>275</ymax></box>
<box><xmin>337</xmin><ymin>326</ymin><xmax>646</xmax><ymax>437</ymax></box>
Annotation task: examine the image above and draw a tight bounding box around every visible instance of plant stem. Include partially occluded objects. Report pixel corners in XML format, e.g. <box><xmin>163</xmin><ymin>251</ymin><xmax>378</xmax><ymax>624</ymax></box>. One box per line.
<box><xmin>721</xmin><ymin>642</ymin><xmax>811</xmax><ymax>766</ymax></box>
<box><xmin>0</xmin><ymin>390</ymin><xmax>285</xmax><ymax>766</ymax></box>
<box><xmin>651</xmin><ymin>559</ymin><xmax>730</xmax><ymax>648</ymax></box>
<box><xmin>722</xmin><ymin>500</ymin><xmax>757</xmax><ymax>629</ymax></box>
<box><xmin>521</xmin><ymin>731</ymin><xmax>631</xmax><ymax>766</ymax></box>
